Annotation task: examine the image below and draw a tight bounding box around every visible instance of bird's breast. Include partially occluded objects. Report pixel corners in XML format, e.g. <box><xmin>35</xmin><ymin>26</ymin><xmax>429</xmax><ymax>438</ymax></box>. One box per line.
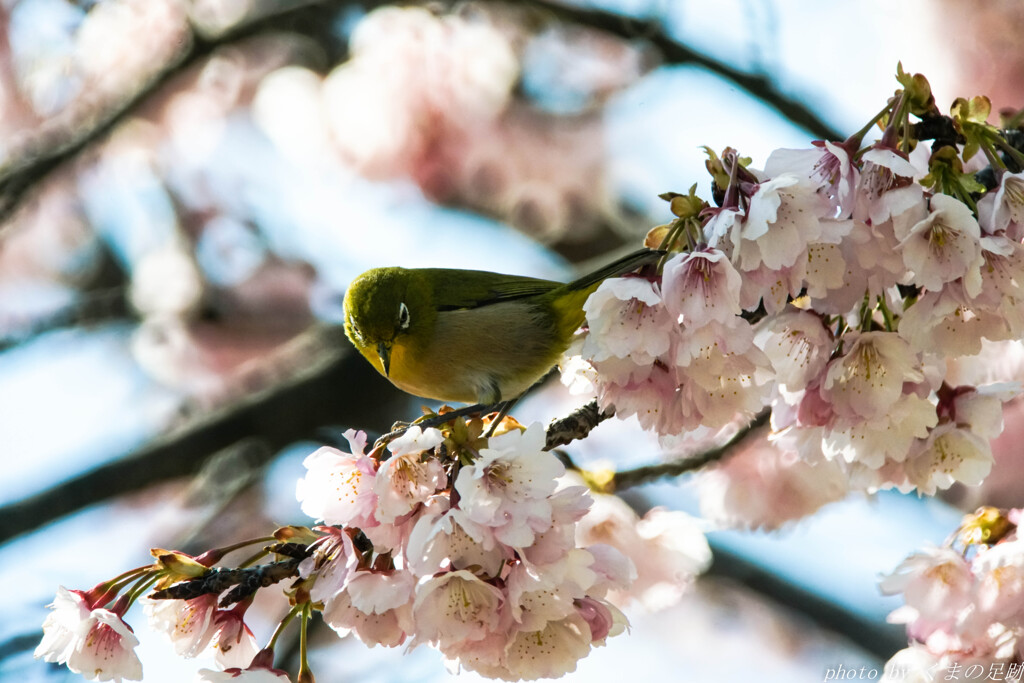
<box><xmin>388</xmin><ymin>301</ymin><xmax>564</xmax><ymax>404</ymax></box>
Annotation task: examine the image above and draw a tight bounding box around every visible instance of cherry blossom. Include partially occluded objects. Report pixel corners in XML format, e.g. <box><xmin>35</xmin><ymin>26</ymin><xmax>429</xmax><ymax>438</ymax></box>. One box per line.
<box><xmin>660</xmin><ymin>248</ymin><xmax>742</xmax><ymax>326</ymax></box>
<box><xmin>734</xmin><ymin>174</ymin><xmax>826</xmax><ymax>271</ymax></box>
<box><xmin>36</xmin><ymin>589</ymin><xmax>143</xmax><ymax>683</ymax></box>
<box><xmin>374</xmin><ymin>426</ymin><xmax>446</xmax><ymax>524</ymax></box>
<box><xmin>295</xmin><ymin>430</ymin><xmax>378</xmax><ymax>528</ymax></box>
<box><xmin>898</xmin><ymin>193</ymin><xmax>983</xmax><ymax>294</ymax></box>
<box><xmin>821</xmin><ymin>331</ymin><xmax>924</xmax><ymax>421</ymax></box>
<box><xmin>978</xmin><ymin>170</ymin><xmax>1024</xmax><ymax>239</ymax></box>
<box><xmin>196</xmin><ymin>649</ymin><xmax>291</xmax><ymax>682</ymax></box>
<box><xmin>454</xmin><ymin>424</ymin><xmax>565</xmax><ymax>547</ymax></box>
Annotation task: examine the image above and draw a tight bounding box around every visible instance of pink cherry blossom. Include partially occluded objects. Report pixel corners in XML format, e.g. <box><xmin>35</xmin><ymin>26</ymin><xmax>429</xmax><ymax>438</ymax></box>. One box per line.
<box><xmin>405</xmin><ymin>499</ymin><xmax>506</xmax><ymax>578</ymax></box>
<box><xmin>501</xmin><ymin>613</ymin><xmax>594</xmax><ymax>680</ymax></box>
<box><xmin>754</xmin><ymin>308</ymin><xmax>833</xmax><ymax>394</ymax></box>
<box><xmin>323</xmin><ymin>570</ymin><xmax>415</xmax><ymax>647</ymax></box>
<box><xmin>35</xmin><ymin>591</ymin><xmax>143</xmax><ymax>683</ymax></box>
<box><xmin>196</xmin><ymin>648</ymin><xmax>290</xmax><ymax>682</ymax></box>
<box><xmin>977</xmin><ymin>170</ymin><xmax>1024</xmax><ymax>239</ymax></box>
<box><xmin>897</xmin><ymin>286</ymin><xmax>1009</xmax><ymax>357</ymax></box>
<box><xmin>854</xmin><ymin>147</ymin><xmax>926</xmax><ymax>227</ymax></box>
<box><xmin>454</xmin><ymin>424</ymin><xmax>564</xmax><ymax>547</ymax></box>
<box><xmin>576</xmin><ymin>492</ymin><xmax>708</xmax><ymax>609</ymax></box>
<box><xmin>35</xmin><ymin>588</ymin><xmax>94</xmax><ymax>668</ymax></box>
<box><xmin>144</xmin><ymin>593</ymin><xmax>219</xmax><ymax>658</ymax></box>
<box><xmin>660</xmin><ymin>248</ymin><xmax>742</xmax><ymax>326</ymax></box>
<box><xmin>207</xmin><ymin>605</ymin><xmax>259</xmax><ymax>669</ymax></box>
<box><xmin>580</xmin><ymin>276</ymin><xmax>675</xmax><ymax>364</ymax></box>
<box><xmin>821</xmin><ymin>331</ymin><xmax>924</xmax><ymax>420</ymax></box>
<box><xmin>765</xmin><ymin>140</ymin><xmax>859</xmax><ymax>217</ymax></box>
<box><xmin>735</xmin><ymin>173</ymin><xmax>826</xmax><ymax>271</ymax></box>
<box><xmin>698</xmin><ymin>437</ymin><xmax>848</xmax><ymax>531</ymax></box>
<box><xmin>302</xmin><ymin>527</ymin><xmax>360</xmax><ymax>606</ymax></box>
<box><xmin>905</xmin><ymin>423</ymin><xmax>995</xmax><ymax>495</ymax></box>
<box><xmin>898</xmin><ymin>193</ymin><xmax>983</xmax><ymax>294</ymax></box>
<box><xmin>822</xmin><ymin>394</ymin><xmax>937</xmax><ymax>469</ymax></box>
<box><xmin>879</xmin><ymin>546</ymin><xmax>975</xmax><ymax>626</ymax></box>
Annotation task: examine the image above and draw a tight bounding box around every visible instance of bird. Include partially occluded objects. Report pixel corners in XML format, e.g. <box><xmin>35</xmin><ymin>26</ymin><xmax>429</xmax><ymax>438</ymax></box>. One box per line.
<box><xmin>342</xmin><ymin>248</ymin><xmax>662</xmax><ymax>406</ymax></box>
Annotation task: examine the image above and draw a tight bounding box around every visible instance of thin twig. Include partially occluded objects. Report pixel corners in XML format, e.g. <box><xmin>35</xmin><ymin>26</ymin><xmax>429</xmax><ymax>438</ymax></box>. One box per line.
<box><xmin>151</xmin><ymin>555</ymin><xmax>307</xmax><ymax>606</ymax></box>
<box><xmin>544</xmin><ymin>400</ymin><xmax>613</xmax><ymax>451</ymax></box>
<box><xmin>610</xmin><ymin>408</ymin><xmax>770</xmax><ymax>491</ymax></box>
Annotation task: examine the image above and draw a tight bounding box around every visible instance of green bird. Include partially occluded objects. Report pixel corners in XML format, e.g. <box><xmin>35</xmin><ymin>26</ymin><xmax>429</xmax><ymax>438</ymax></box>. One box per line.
<box><xmin>342</xmin><ymin>248</ymin><xmax>662</xmax><ymax>405</ymax></box>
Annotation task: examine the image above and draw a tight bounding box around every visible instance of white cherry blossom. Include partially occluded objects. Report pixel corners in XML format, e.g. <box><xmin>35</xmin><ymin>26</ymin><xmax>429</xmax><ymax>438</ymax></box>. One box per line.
<box><xmin>295</xmin><ymin>430</ymin><xmax>378</xmax><ymax>528</ymax></box>
<box><xmin>412</xmin><ymin>570</ymin><xmax>504</xmax><ymax>648</ymax></box>
<box><xmin>899</xmin><ymin>193</ymin><xmax>983</xmax><ymax>294</ymax></box>
<box><xmin>374</xmin><ymin>426</ymin><xmax>446</xmax><ymax>524</ymax></box>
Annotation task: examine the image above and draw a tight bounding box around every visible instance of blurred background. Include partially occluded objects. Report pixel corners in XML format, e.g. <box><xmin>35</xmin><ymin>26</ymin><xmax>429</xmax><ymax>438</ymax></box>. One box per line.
<box><xmin>1</xmin><ymin>0</ymin><xmax>1022</xmax><ymax>681</ymax></box>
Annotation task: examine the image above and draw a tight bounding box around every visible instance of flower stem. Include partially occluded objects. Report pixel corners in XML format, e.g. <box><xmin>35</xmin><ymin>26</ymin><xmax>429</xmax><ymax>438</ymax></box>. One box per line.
<box><xmin>298</xmin><ymin>603</ymin><xmax>314</xmax><ymax>682</ymax></box>
<box><xmin>268</xmin><ymin>605</ymin><xmax>301</xmax><ymax>650</ymax></box>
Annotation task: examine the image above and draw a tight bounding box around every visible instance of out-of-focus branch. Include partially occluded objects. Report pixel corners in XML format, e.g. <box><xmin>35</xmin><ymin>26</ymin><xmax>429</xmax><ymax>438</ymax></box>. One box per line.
<box><xmin>510</xmin><ymin>0</ymin><xmax>843</xmax><ymax>141</ymax></box>
<box><xmin>0</xmin><ymin>325</ymin><xmax>410</xmax><ymax>544</ymax></box>
<box><xmin>0</xmin><ymin>0</ymin><xmax>845</xmax><ymax>232</ymax></box>
<box><xmin>0</xmin><ymin>0</ymin><xmax>384</xmax><ymax>229</ymax></box>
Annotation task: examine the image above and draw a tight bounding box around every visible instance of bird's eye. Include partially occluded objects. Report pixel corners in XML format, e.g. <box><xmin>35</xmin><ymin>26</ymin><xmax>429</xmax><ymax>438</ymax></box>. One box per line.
<box><xmin>347</xmin><ymin>316</ymin><xmax>365</xmax><ymax>344</ymax></box>
<box><xmin>398</xmin><ymin>302</ymin><xmax>411</xmax><ymax>330</ymax></box>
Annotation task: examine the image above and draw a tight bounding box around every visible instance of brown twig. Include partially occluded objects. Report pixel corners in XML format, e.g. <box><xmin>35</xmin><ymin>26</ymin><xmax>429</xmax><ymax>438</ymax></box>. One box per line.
<box><xmin>151</xmin><ymin>551</ymin><xmax>309</xmax><ymax>606</ymax></box>
<box><xmin>544</xmin><ymin>399</ymin><xmax>613</xmax><ymax>451</ymax></box>
<box><xmin>609</xmin><ymin>408</ymin><xmax>770</xmax><ymax>491</ymax></box>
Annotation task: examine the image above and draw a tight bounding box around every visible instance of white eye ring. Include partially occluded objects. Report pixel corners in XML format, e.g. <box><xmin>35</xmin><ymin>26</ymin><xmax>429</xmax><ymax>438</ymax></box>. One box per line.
<box><xmin>399</xmin><ymin>302</ymin><xmax>411</xmax><ymax>330</ymax></box>
<box><xmin>347</xmin><ymin>317</ymin><xmax>365</xmax><ymax>344</ymax></box>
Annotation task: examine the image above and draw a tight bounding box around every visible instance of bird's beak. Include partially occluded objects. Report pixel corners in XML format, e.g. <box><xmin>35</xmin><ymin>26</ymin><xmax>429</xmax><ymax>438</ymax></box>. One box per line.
<box><xmin>377</xmin><ymin>342</ymin><xmax>391</xmax><ymax>376</ymax></box>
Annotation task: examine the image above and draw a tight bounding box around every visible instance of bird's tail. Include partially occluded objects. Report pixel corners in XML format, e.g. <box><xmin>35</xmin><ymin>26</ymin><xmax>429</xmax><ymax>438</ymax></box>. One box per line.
<box><xmin>564</xmin><ymin>248</ymin><xmax>665</xmax><ymax>293</ymax></box>
<box><xmin>552</xmin><ymin>248</ymin><xmax>665</xmax><ymax>340</ymax></box>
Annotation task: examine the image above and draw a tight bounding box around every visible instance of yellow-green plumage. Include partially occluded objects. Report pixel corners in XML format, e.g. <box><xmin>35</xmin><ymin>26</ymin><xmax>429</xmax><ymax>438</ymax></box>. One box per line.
<box><xmin>343</xmin><ymin>249</ymin><xmax>662</xmax><ymax>404</ymax></box>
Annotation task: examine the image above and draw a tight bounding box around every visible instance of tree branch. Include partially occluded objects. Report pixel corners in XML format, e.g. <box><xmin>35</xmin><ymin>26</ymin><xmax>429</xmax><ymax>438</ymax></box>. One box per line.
<box><xmin>0</xmin><ymin>325</ymin><xmax>410</xmax><ymax>544</ymax></box>
<box><xmin>544</xmin><ymin>399</ymin><xmax>613</xmax><ymax>451</ymax></box>
<box><xmin>609</xmin><ymin>408</ymin><xmax>770</xmax><ymax>491</ymax></box>
<box><xmin>509</xmin><ymin>0</ymin><xmax>843</xmax><ymax>141</ymax></box>
<box><xmin>0</xmin><ymin>0</ymin><xmax>383</xmax><ymax>228</ymax></box>
<box><xmin>151</xmin><ymin>544</ymin><xmax>310</xmax><ymax>606</ymax></box>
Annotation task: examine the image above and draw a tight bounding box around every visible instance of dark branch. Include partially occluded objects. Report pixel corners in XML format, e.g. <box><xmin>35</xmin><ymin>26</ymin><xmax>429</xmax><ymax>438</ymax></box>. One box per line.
<box><xmin>0</xmin><ymin>0</ymin><xmax>381</xmax><ymax>227</ymax></box>
<box><xmin>151</xmin><ymin>553</ymin><xmax>308</xmax><ymax>606</ymax></box>
<box><xmin>610</xmin><ymin>408</ymin><xmax>770</xmax><ymax>491</ymax></box>
<box><xmin>544</xmin><ymin>399</ymin><xmax>613</xmax><ymax>451</ymax></box>
<box><xmin>0</xmin><ymin>326</ymin><xmax>411</xmax><ymax>544</ymax></box>
<box><xmin>509</xmin><ymin>0</ymin><xmax>843</xmax><ymax>141</ymax></box>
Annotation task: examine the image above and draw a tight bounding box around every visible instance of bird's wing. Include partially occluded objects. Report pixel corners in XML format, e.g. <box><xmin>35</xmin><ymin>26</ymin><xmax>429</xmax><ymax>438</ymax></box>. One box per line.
<box><xmin>422</xmin><ymin>269</ymin><xmax>562</xmax><ymax>311</ymax></box>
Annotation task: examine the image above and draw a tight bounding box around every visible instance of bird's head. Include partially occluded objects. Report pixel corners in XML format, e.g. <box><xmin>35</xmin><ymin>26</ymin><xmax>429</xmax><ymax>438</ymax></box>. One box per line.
<box><xmin>343</xmin><ymin>267</ymin><xmax>429</xmax><ymax>377</ymax></box>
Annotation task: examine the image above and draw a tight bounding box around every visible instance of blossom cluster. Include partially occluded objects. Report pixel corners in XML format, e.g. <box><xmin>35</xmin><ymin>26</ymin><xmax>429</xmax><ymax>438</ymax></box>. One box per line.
<box><xmin>563</xmin><ymin>75</ymin><xmax>1024</xmax><ymax>497</ymax></box>
<box><xmin>295</xmin><ymin>422</ymin><xmax>630</xmax><ymax>680</ymax></box>
<box><xmin>879</xmin><ymin>507</ymin><xmax>1024</xmax><ymax>682</ymax></box>
<box><xmin>34</xmin><ymin>416</ymin><xmax>712</xmax><ymax>682</ymax></box>
<box><xmin>34</xmin><ymin>552</ymin><xmax>274</xmax><ymax>682</ymax></box>
<box><xmin>35</xmin><ymin>589</ymin><xmax>142</xmax><ymax>682</ymax></box>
